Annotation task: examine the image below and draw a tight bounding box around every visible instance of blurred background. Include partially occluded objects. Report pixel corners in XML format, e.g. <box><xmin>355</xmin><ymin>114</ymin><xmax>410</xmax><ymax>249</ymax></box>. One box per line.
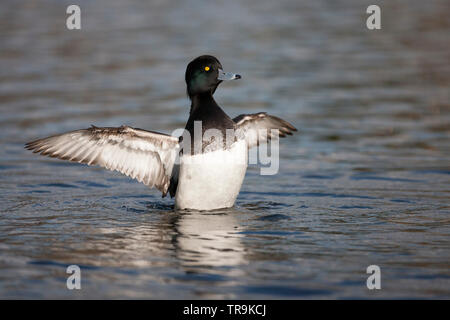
<box><xmin>0</xmin><ymin>0</ymin><xmax>449</xmax><ymax>298</ymax></box>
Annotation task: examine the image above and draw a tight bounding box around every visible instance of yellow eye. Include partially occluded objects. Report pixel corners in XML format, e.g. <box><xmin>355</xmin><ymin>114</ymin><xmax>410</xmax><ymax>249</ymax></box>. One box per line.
<box><xmin>204</xmin><ymin>66</ymin><xmax>210</xmax><ymax>71</ymax></box>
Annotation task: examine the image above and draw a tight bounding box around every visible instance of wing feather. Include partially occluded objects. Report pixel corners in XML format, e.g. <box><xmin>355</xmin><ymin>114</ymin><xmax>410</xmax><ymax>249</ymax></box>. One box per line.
<box><xmin>25</xmin><ymin>125</ymin><xmax>180</xmax><ymax>196</ymax></box>
<box><xmin>233</xmin><ymin>112</ymin><xmax>297</xmax><ymax>148</ymax></box>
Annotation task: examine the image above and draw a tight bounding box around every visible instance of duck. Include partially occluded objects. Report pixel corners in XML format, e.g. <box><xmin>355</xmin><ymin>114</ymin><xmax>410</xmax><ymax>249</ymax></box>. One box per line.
<box><xmin>25</xmin><ymin>55</ymin><xmax>297</xmax><ymax>210</ymax></box>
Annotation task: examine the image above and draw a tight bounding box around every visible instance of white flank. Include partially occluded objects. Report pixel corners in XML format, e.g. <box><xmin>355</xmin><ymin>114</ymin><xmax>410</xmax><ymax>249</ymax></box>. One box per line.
<box><xmin>175</xmin><ymin>140</ymin><xmax>247</xmax><ymax>210</ymax></box>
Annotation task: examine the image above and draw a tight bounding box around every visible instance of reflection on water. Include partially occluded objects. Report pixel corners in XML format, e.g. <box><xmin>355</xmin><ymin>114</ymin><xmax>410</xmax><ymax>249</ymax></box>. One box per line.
<box><xmin>176</xmin><ymin>211</ymin><xmax>246</xmax><ymax>269</ymax></box>
<box><xmin>0</xmin><ymin>0</ymin><xmax>449</xmax><ymax>298</ymax></box>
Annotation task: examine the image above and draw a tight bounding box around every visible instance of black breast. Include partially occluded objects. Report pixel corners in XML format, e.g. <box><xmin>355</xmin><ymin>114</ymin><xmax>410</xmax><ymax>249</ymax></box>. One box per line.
<box><xmin>183</xmin><ymin>98</ymin><xmax>236</xmax><ymax>155</ymax></box>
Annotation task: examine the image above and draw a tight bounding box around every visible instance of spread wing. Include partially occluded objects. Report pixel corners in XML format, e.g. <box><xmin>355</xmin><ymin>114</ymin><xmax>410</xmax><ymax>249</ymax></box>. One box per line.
<box><xmin>25</xmin><ymin>125</ymin><xmax>180</xmax><ymax>197</ymax></box>
<box><xmin>233</xmin><ymin>112</ymin><xmax>297</xmax><ymax>148</ymax></box>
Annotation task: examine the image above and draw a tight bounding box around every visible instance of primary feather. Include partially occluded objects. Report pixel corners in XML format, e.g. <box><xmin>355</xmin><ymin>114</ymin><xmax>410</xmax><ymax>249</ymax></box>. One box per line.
<box><xmin>233</xmin><ymin>112</ymin><xmax>297</xmax><ymax>148</ymax></box>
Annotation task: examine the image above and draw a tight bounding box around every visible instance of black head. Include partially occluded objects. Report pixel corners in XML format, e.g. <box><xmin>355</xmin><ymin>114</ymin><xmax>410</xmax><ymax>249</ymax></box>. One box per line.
<box><xmin>185</xmin><ymin>55</ymin><xmax>241</xmax><ymax>98</ymax></box>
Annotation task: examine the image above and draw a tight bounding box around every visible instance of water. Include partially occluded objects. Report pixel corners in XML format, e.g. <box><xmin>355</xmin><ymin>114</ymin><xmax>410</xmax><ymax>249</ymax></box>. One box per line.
<box><xmin>0</xmin><ymin>0</ymin><xmax>449</xmax><ymax>299</ymax></box>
